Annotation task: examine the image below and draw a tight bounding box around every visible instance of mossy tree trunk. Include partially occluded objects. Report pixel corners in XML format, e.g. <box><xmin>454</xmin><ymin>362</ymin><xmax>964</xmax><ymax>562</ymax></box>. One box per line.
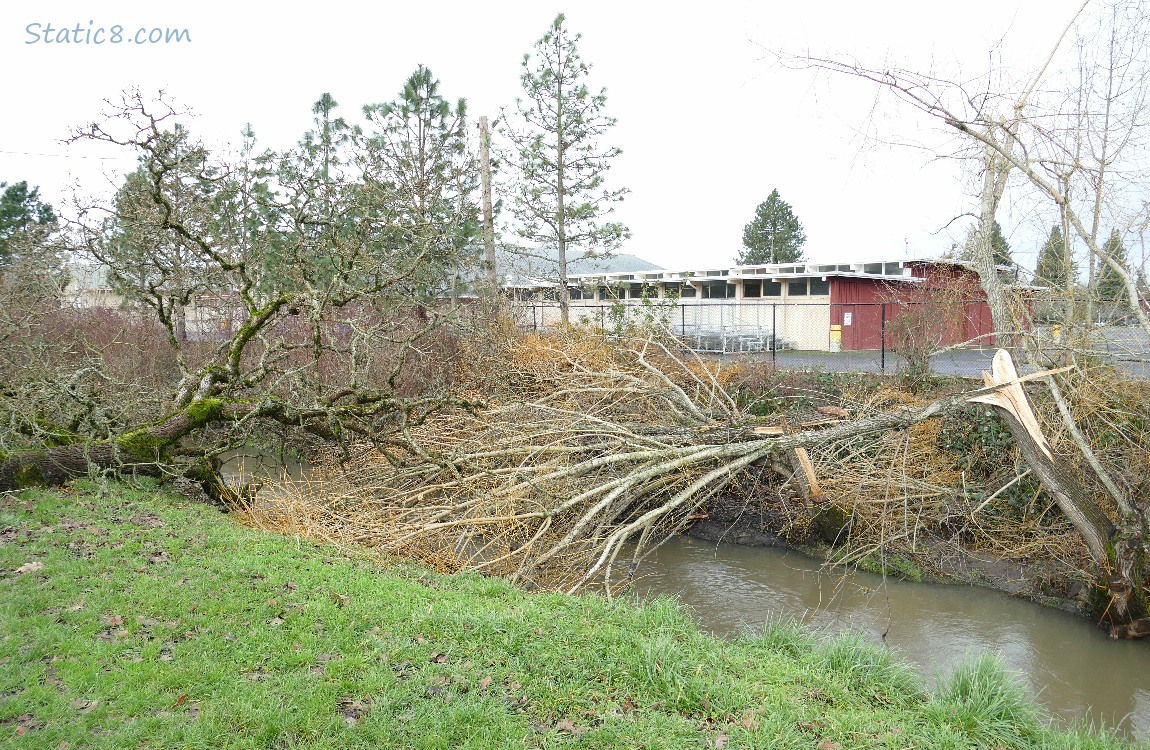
<box><xmin>0</xmin><ymin>399</ymin><xmax>231</xmax><ymax>493</ymax></box>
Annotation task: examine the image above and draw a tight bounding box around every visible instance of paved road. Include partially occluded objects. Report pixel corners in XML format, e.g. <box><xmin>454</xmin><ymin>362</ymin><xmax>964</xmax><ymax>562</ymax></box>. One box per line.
<box><xmin>713</xmin><ymin>326</ymin><xmax>1150</xmax><ymax>380</ymax></box>
<box><xmin>719</xmin><ymin>348</ymin><xmax>998</xmax><ymax>378</ymax></box>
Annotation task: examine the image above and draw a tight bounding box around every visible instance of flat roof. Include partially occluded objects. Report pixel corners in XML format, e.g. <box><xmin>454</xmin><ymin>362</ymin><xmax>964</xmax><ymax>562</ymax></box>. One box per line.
<box><xmin>500</xmin><ymin>256</ymin><xmax>994</xmax><ymax>289</ymax></box>
<box><xmin>561</xmin><ymin>259</ymin><xmax>921</xmax><ymax>286</ymax></box>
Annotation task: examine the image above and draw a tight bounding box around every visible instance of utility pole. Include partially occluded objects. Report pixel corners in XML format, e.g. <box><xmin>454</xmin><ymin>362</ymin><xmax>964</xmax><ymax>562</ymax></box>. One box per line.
<box><xmin>479</xmin><ymin>116</ymin><xmax>498</xmax><ymax>288</ymax></box>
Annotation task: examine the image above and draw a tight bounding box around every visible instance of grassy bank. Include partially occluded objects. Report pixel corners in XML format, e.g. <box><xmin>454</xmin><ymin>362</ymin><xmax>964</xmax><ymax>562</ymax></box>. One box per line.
<box><xmin>0</xmin><ymin>482</ymin><xmax>1132</xmax><ymax>749</ymax></box>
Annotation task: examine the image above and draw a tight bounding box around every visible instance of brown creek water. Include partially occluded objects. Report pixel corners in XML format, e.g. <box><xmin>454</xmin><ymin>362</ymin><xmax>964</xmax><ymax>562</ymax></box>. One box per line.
<box><xmin>632</xmin><ymin>535</ymin><xmax>1150</xmax><ymax>741</ymax></box>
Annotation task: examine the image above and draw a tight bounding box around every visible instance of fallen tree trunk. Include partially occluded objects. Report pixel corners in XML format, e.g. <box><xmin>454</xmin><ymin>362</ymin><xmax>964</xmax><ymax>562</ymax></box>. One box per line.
<box><xmin>0</xmin><ymin>395</ymin><xmax>394</xmax><ymax>495</ymax></box>
<box><xmin>0</xmin><ymin>400</ymin><xmax>231</xmax><ymax>492</ymax></box>
<box><xmin>249</xmin><ymin>339</ymin><xmax>1106</xmax><ymax>600</ymax></box>
<box><xmin>969</xmin><ymin>351</ymin><xmax>1149</xmax><ymax>631</ymax></box>
<box><xmin>970</xmin><ymin>351</ymin><xmax>1113</xmax><ymax>564</ymax></box>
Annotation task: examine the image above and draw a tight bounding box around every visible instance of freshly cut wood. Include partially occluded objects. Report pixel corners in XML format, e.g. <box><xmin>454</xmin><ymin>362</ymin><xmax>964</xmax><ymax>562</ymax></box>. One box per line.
<box><xmin>790</xmin><ymin>446</ymin><xmax>823</xmax><ymax>500</ymax></box>
<box><xmin>968</xmin><ymin>350</ymin><xmax>1111</xmax><ymax>565</ymax></box>
<box><xmin>969</xmin><ymin>350</ymin><xmax>1056</xmax><ymax>459</ymax></box>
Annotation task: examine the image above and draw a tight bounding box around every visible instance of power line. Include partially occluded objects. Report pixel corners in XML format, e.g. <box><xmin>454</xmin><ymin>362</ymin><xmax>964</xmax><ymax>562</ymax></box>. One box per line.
<box><xmin>0</xmin><ymin>149</ymin><xmax>134</xmax><ymax>161</ymax></box>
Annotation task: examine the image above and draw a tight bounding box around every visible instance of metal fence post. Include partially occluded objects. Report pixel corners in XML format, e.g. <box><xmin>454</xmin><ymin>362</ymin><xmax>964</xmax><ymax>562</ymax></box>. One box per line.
<box><xmin>771</xmin><ymin>304</ymin><xmax>777</xmax><ymax>363</ymax></box>
<box><xmin>880</xmin><ymin>302</ymin><xmax>887</xmax><ymax>371</ymax></box>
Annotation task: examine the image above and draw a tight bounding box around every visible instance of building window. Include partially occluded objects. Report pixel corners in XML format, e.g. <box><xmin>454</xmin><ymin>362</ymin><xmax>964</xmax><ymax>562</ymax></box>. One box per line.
<box><xmin>701</xmin><ymin>281</ymin><xmax>735</xmax><ymax>298</ymax></box>
<box><xmin>743</xmin><ymin>280</ymin><xmax>762</xmax><ymax>298</ymax></box>
<box><xmin>679</xmin><ymin>284</ymin><xmax>697</xmax><ymax>298</ymax></box>
<box><xmin>570</xmin><ymin>287</ymin><xmax>585</xmax><ymax>300</ymax></box>
<box><xmin>627</xmin><ymin>283</ymin><xmax>645</xmax><ymax>298</ymax></box>
<box><xmin>863</xmin><ymin>263</ymin><xmax>882</xmax><ymax>274</ymax></box>
<box><xmin>809</xmin><ymin>278</ymin><xmax>830</xmax><ymax>295</ymax></box>
<box><xmin>884</xmin><ymin>262</ymin><xmax>902</xmax><ymax>275</ymax></box>
<box><xmin>788</xmin><ymin>279</ymin><xmax>808</xmax><ymax>296</ymax></box>
<box><xmin>763</xmin><ymin>281</ymin><xmax>782</xmax><ymax>297</ymax></box>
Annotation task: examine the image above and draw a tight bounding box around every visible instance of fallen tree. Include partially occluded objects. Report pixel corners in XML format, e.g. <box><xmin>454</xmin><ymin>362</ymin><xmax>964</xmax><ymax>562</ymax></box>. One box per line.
<box><xmin>249</xmin><ymin>331</ymin><xmax>1150</xmax><ymax>636</ymax></box>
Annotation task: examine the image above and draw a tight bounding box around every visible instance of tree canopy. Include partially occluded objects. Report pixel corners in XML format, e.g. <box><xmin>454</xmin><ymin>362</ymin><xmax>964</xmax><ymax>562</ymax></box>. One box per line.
<box><xmin>0</xmin><ymin>180</ymin><xmax>57</xmax><ymax>266</ymax></box>
<box><xmin>1097</xmin><ymin>230</ymin><xmax>1129</xmax><ymax>301</ymax></box>
<box><xmin>738</xmin><ymin>189</ymin><xmax>806</xmax><ymax>265</ymax></box>
<box><xmin>1034</xmin><ymin>224</ymin><xmax>1075</xmax><ymax>290</ymax></box>
<box><xmin>0</xmin><ymin>90</ymin><xmax>473</xmax><ymax>497</ymax></box>
<box><xmin>361</xmin><ymin>65</ymin><xmax>480</xmax><ymax>294</ymax></box>
<box><xmin>502</xmin><ymin>13</ymin><xmax>629</xmax><ymax>323</ymax></box>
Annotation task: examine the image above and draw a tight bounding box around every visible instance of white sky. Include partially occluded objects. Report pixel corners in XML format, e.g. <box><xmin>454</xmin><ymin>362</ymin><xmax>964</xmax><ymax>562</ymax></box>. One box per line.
<box><xmin>0</xmin><ymin>0</ymin><xmax>1104</xmax><ymax>273</ymax></box>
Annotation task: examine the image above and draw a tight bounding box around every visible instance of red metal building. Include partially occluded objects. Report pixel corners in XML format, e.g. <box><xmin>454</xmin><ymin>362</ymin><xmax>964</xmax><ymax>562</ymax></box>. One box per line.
<box><xmin>829</xmin><ymin>260</ymin><xmax>1003</xmax><ymax>351</ymax></box>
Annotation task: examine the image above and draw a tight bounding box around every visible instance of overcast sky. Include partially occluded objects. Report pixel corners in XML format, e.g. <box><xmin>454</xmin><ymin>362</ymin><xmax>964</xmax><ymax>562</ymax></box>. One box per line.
<box><xmin>1</xmin><ymin>0</ymin><xmax>1101</xmax><ymax>273</ymax></box>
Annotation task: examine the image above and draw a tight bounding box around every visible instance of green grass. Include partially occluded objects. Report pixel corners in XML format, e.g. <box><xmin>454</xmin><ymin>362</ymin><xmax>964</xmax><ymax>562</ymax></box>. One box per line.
<box><xmin>927</xmin><ymin>653</ymin><xmax>1040</xmax><ymax>749</ymax></box>
<box><xmin>0</xmin><ymin>480</ymin><xmax>1137</xmax><ymax>749</ymax></box>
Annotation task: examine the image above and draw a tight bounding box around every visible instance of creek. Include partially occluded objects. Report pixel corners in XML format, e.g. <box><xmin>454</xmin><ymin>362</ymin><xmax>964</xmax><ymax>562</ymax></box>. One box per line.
<box><xmin>632</xmin><ymin>535</ymin><xmax>1150</xmax><ymax>741</ymax></box>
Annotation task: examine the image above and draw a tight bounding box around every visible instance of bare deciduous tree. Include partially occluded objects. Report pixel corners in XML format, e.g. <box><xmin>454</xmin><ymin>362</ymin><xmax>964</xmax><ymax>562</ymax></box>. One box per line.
<box><xmin>774</xmin><ymin>0</ymin><xmax>1150</xmax><ymax>629</ymax></box>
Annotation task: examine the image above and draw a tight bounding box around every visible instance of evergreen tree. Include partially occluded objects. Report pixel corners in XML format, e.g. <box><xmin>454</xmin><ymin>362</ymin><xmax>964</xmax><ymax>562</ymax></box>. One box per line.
<box><xmin>958</xmin><ymin>219</ymin><xmax>1012</xmax><ymax>269</ymax></box>
<box><xmin>362</xmin><ymin>66</ymin><xmax>480</xmax><ymax>294</ymax></box>
<box><xmin>1034</xmin><ymin>224</ymin><xmax>1075</xmax><ymax>289</ymax></box>
<box><xmin>99</xmin><ymin>126</ymin><xmax>222</xmax><ymax>342</ymax></box>
<box><xmin>0</xmin><ymin>181</ymin><xmax>57</xmax><ymax>267</ymax></box>
<box><xmin>738</xmin><ymin>189</ymin><xmax>806</xmax><ymax>265</ymax></box>
<box><xmin>266</xmin><ymin>94</ymin><xmax>361</xmax><ymax>292</ymax></box>
<box><xmin>1096</xmin><ymin>229</ymin><xmax>1129</xmax><ymax>301</ymax></box>
<box><xmin>502</xmin><ymin>14</ymin><xmax>629</xmax><ymax>324</ymax></box>
<box><xmin>989</xmin><ymin>220</ymin><xmax>1012</xmax><ymax>266</ymax></box>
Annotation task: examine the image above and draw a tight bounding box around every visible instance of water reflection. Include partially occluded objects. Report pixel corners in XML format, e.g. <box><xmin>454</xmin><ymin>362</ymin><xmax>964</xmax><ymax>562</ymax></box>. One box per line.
<box><xmin>219</xmin><ymin>448</ymin><xmax>310</xmax><ymax>488</ymax></box>
<box><xmin>633</xmin><ymin>536</ymin><xmax>1150</xmax><ymax>741</ymax></box>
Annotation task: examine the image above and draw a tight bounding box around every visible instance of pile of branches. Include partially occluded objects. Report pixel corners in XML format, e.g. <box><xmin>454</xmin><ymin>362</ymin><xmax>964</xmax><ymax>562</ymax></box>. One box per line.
<box><xmin>248</xmin><ymin>334</ymin><xmax>756</xmax><ymax>591</ymax></box>
<box><xmin>243</xmin><ymin>330</ymin><xmax>997</xmax><ymax>593</ymax></box>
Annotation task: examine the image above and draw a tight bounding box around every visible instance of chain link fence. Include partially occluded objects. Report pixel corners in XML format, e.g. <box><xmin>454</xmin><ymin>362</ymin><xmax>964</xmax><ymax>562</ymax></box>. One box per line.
<box><xmin>514</xmin><ymin>300</ymin><xmax>1150</xmax><ymax>379</ymax></box>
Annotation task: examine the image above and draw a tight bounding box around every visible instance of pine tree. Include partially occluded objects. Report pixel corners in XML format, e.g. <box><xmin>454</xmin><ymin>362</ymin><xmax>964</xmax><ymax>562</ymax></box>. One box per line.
<box><xmin>1096</xmin><ymin>229</ymin><xmax>1129</xmax><ymax>301</ymax></box>
<box><xmin>362</xmin><ymin>66</ymin><xmax>479</xmax><ymax>292</ymax></box>
<box><xmin>502</xmin><ymin>14</ymin><xmax>629</xmax><ymax>324</ymax></box>
<box><xmin>989</xmin><ymin>220</ymin><xmax>1012</xmax><ymax>267</ymax></box>
<box><xmin>0</xmin><ymin>181</ymin><xmax>57</xmax><ymax>267</ymax></box>
<box><xmin>1034</xmin><ymin>224</ymin><xmax>1074</xmax><ymax>289</ymax></box>
<box><xmin>738</xmin><ymin>189</ymin><xmax>806</xmax><ymax>265</ymax></box>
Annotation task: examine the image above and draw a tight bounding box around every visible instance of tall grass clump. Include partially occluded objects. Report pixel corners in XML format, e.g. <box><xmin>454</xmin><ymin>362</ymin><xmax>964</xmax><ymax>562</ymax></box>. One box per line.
<box><xmin>750</xmin><ymin>619</ymin><xmax>816</xmax><ymax>658</ymax></box>
<box><xmin>928</xmin><ymin>652</ymin><xmax>1043</xmax><ymax>748</ymax></box>
<box><xmin>814</xmin><ymin>633</ymin><xmax>924</xmax><ymax>706</ymax></box>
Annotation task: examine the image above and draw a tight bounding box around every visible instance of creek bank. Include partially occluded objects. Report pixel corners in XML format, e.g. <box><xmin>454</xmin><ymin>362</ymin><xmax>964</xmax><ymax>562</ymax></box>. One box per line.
<box><xmin>8</xmin><ymin>481</ymin><xmax>1130</xmax><ymax>750</ymax></box>
<box><xmin>687</xmin><ymin>490</ymin><xmax>1093</xmax><ymax>617</ymax></box>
